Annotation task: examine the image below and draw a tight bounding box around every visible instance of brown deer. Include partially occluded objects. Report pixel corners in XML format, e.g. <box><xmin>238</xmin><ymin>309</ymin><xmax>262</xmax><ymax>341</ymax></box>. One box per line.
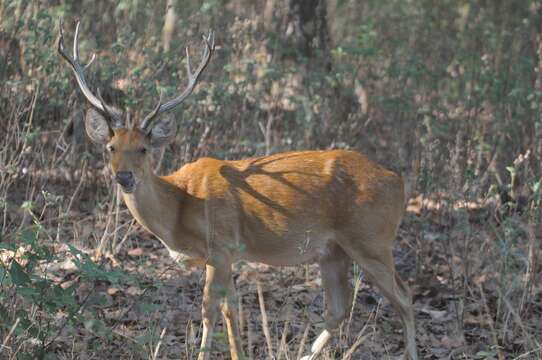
<box><xmin>58</xmin><ymin>21</ymin><xmax>417</xmax><ymax>360</ymax></box>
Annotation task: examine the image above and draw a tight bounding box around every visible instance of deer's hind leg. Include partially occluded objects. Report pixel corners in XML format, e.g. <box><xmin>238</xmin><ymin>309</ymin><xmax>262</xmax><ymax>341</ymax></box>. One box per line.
<box><xmin>300</xmin><ymin>243</ymin><xmax>353</xmax><ymax>360</ymax></box>
<box><xmin>221</xmin><ymin>275</ymin><xmax>243</xmax><ymax>360</ymax></box>
<box><xmin>336</xmin><ymin>234</ymin><xmax>417</xmax><ymax>360</ymax></box>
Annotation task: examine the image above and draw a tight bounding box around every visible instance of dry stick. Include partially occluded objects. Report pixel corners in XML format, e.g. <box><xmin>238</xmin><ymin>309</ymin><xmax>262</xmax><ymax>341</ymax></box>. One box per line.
<box><xmin>111</xmin><ymin>186</ymin><xmax>121</xmax><ymax>253</ymax></box>
<box><xmin>21</xmin><ymin>82</ymin><xmax>38</xmax><ymax>158</ymax></box>
<box><xmin>14</xmin><ymin>82</ymin><xmax>39</xmax><ymax>228</ymax></box>
<box><xmin>247</xmin><ymin>309</ymin><xmax>254</xmax><ymax>360</ymax></box>
<box><xmin>8</xmin><ymin>321</ymin><xmax>29</xmax><ymax>360</ymax></box>
<box><xmin>33</xmin><ymin>210</ymin><xmax>118</xmax><ymax>225</ymax></box>
<box><xmin>499</xmin><ymin>282</ymin><xmax>515</xmax><ymax>351</ymax></box>
<box><xmin>1</xmin><ymin>317</ymin><xmax>20</xmax><ymax>354</ymax></box>
<box><xmin>341</xmin><ymin>306</ymin><xmax>375</xmax><ymax>360</ymax></box>
<box><xmin>519</xmin><ymin>222</ymin><xmax>537</xmax><ymax>316</ymax></box>
<box><xmin>51</xmin><ymin>118</ymin><xmax>72</xmax><ymax>166</ymax></box>
<box><xmin>110</xmin><ymin>327</ymin><xmax>140</xmax><ymax>344</ymax></box>
<box><xmin>341</xmin><ymin>334</ymin><xmax>369</xmax><ymax>360</ymax></box>
<box><xmin>113</xmin><ymin>219</ymin><xmax>136</xmax><ymax>254</ymax></box>
<box><xmin>96</xmin><ymin>175</ymin><xmax>117</xmax><ymax>255</ymax></box>
<box><xmin>276</xmin><ymin>319</ymin><xmax>290</xmax><ymax>360</ymax></box>
<box><xmin>258</xmin><ymin>110</ymin><xmax>275</xmax><ymax>156</ymax></box>
<box><xmin>192</xmin><ymin>124</ymin><xmax>211</xmax><ymax>160</ymax></box>
<box><xmin>185</xmin><ymin>320</ymin><xmax>197</xmax><ymax>360</ymax></box>
<box><xmin>151</xmin><ymin>327</ymin><xmax>167</xmax><ymax>360</ymax></box>
<box><xmin>97</xmin><ymin>207</ymin><xmax>114</xmax><ymax>256</ymax></box>
<box><xmin>18</xmin><ymin>174</ymin><xmax>36</xmax><ymax>233</ymax></box>
<box><xmin>512</xmin><ymin>347</ymin><xmax>542</xmax><ymax>360</ymax></box>
<box><xmin>55</xmin><ymin>202</ymin><xmax>63</xmax><ymax>244</ymax></box>
<box><xmin>238</xmin><ymin>292</ymin><xmax>245</xmax><ymax>348</ymax></box>
<box><xmin>257</xmin><ymin>280</ymin><xmax>275</xmax><ymax>359</ymax></box>
<box><xmin>501</xmin><ymin>293</ymin><xmax>541</xmax><ymax>350</ymax></box>
<box><xmin>64</xmin><ymin>159</ymin><xmax>87</xmax><ymax>217</ymax></box>
<box><xmin>478</xmin><ymin>284</ymin><xmax>505</xmax><ymax>360</ymax></box>
<box><xmin>1</xmin><ymin>188</ymin><xmax>8</xmax><ymax>233</ymax></box>
<box><xmin>295</xmin><ymin>323</ymin><xmax>310</xmax><ymax>360</ymax></box>
<box><xmin>345</xmin><ymin>270</ymin><xmax>363</xmax><ymax>338</ymax></box>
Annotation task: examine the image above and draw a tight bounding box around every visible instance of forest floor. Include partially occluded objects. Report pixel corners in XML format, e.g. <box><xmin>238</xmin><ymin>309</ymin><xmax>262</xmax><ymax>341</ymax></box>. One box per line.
<box><xmin>29</xmin><ymin>195</ymin><xmax>542</xmax><ymax>360</ymax></box>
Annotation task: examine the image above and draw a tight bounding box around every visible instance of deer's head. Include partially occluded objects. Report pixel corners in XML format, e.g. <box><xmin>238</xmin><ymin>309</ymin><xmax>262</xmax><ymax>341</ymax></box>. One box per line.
<box><xmin>58</xmin><ymin>22</ymin><xmax>215</xmax><ymax>193</ymax></box>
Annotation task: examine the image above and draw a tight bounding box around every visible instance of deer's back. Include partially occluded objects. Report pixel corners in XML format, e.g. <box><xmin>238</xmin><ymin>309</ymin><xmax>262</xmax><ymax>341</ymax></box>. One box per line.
<box><xmin>167</xmin><ymin>150</ymin><xmax>404</xmax><ymax>265</ymax></box>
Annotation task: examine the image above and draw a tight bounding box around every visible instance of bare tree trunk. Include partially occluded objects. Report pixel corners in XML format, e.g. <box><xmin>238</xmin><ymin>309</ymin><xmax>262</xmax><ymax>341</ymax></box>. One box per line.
<box><xmin>285</xmin><ymin>0</ymin><xmax>331</xmax><ymax>70</ymax></box>
<box><xmin>284</xmin><ymin>0</ymin><xmax>354</xmax><ymax>148</ymax></box>
<box><xmin>263</xmin><ymin>0</ymin><xmax>277</xmax><ymax>30</ymax></box>
<box><xmin>162</xmin><ymin>0</ymin><xmax>177</xmax><ymax>52</ymax></box>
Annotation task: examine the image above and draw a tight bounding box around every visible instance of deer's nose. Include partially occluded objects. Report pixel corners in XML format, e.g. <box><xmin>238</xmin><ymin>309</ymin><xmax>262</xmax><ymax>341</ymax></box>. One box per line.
<box><xmin>115</xmin><ymin>171</ymin><xmax>134</xmax><ymax>189</ymax></box>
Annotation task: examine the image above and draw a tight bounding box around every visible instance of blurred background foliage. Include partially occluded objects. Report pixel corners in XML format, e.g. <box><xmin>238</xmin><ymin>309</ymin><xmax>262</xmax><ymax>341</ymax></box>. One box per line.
<box><xmin>1</xmin><ymin>0</ymin><xmax>541</xmax><ymax>194</ymax></box>
<box><xmin>0</xmin><ymin>0</ymin><xmax>541</xmax><ymax>359</ymax></box>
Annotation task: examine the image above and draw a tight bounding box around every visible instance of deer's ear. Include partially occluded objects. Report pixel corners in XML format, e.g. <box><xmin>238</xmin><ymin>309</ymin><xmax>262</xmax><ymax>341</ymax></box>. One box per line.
<box><xmin>85</xmin><ymin>108</ymin><xmax>112</xmax><ymax>144</ymax></box>
<box><xmin>147</xmin><ymin>115</ymin><xmax>176</xmax><ymax>148</ymax></box>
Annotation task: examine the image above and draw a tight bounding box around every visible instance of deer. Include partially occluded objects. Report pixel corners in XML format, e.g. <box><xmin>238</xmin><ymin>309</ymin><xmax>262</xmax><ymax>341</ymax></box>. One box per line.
<box><xmin>58</xmin><ymin>21</ymin><xmax>417</xmax><ymax>360</ymax></box>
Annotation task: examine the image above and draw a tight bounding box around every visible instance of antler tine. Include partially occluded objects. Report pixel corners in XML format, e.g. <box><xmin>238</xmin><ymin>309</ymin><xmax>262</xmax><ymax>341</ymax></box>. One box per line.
<box><xmin>58</xmin><ymin>20</ymin><xmax>124</xmax><ymax>128</ymax></box>
<box><xmin>139</xmin><ymin>91</ymin><xmax>163</xmax><ymax>131</ymax></box>
<box><xmin>203</xmin><ymin>30</ymin><xmax>215</xmax><ymax>63</ymax></box>
<box><xmin>97</xmin><ymin>89</ymin><xmax>124</xmax><ymax>128</ymax></box>
<box><xmin>72</xmin><ymin>22</ymin><xmax>97</xmax><ymax>70</ymax></box>
<box><xmin>73</xmin><ymin>21</ymin><xmax>81</xmax><ymax>61</ymax></box>
<box><xmin>140</xmin><ymin>31</ymin><xmax>215</xmax><ymax>130</ymax></box>
<box><xmin>185</xmin><ymin>47</ymin><xmax>193</xmax><ymax>80</ymax></box>
<box><xmin>84</xmin><ymin>53</ymin><xmax>96</xmax><ymax>70</ymax></box>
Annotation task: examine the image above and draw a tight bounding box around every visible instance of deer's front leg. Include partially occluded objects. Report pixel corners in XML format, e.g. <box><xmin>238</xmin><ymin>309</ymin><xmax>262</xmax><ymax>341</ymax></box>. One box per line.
<box><xmin>198</xmin><ymin>264</ymin><xmax>222</xmax><ymax>360</ymax></box>
<box><xmin>198</xmin><ymin>261</ymin><xmax>243</xmax><ymax>360</ymax></box>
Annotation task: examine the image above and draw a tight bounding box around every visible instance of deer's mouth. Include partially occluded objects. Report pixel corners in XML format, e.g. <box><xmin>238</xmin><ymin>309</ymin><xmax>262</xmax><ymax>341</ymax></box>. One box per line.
<box><xmin>119</xmin><ymin>184</ymin><xmax>136</xmax><ymax>194</ymax></box>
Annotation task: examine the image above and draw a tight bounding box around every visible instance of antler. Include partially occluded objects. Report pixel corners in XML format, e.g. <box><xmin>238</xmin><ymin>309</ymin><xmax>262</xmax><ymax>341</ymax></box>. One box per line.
<box><xmin>140</xmin><ymin>31</ymin><xmax>215</xmax><ymax>131</ymax></box>
<box><xmin>58</xmin><ymin>21</ymin><xmax>124</xmax><ymax>128</ymax></box>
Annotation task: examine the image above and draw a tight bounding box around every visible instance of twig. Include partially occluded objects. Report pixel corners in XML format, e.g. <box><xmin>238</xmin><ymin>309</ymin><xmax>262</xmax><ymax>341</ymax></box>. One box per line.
<box><xmin>341</xmin><ymin>305</ymin><xmax>375</xmax><ymax>360</ymax></box>
<box><xmin>345</xmin><ymin>269</ymin><xmax>363</xmax><ymax>337</ymax></box>
<box><xmin>478</xmin><ymin>284</ymin><xmax>504</xmax><ymax>360</ymax></box>
<box><xmin>152</xmin><ymin>327</ymin><xmax>167</xmax><ymax>360</ymax></box>
<box><xmin>238</xmin><ymin>292</ymin><xmax>245</xmax><ymax>346</ymax></box>
<box><xmin>519</xmin><ymin>222</ymin><xmax>537</xmax><ymax>316</ymax></box>
<box><xmin>341</xmin><ymin>334</ymin><xmax>369</xmax><ymax>360</ymax></box>
<box><xmin>501</xmin><ymin>292</ymin><xmax>541</xmax><ymax>351</ymax></box>
<box><xmin>295</xmin><ymin>322</ymin><xmax>310</xmax><ymax>360</ymax></box>
<box><xmin>111</xmin><ymin>186</ymin><xmax>121</xmax><ymax>253</ymax></box>
<box><xmin>257</xmin><ymin>280</ymin><xmax>274</xmax><ymax>359</ymax></box>
<box><xmin>113</xmin><ymin>219</ymin><xmax>136</xmax><ymax>254</ymax></box>
<box><xmin>64</xmin><ymin>159</ymin><xmax>87</xmax><ymax>216</ymax></box>
<box><xmin>247</xmin><ymin>310</ymin><xmax>254</xmax><ymax>360</ymax></box>
<box><xmin>276</xmin><ymin>319</ymin><xmax>290</xmax><ymax>360</ymax></box>
<box><xmin>512</xmin><ymin>347</ymin><xmax>542</xmax><ymax>359</ymax></box>
<box><xmin>1</xmin><ymin>317</ymin><xmax>20</xmax><ymax>353</ymax></box>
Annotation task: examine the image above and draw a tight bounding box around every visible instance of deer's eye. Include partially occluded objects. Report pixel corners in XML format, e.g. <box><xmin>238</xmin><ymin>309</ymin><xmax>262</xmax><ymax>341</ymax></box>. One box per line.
<box><xmin>140</xmin><ymin>147</ymin><xmax>147</xmax><ymax>154</ymax></box>
<box><xmin>106</xmin><ymin>144</ymin><xmax>115</xmax><ymax>152</ymax></box>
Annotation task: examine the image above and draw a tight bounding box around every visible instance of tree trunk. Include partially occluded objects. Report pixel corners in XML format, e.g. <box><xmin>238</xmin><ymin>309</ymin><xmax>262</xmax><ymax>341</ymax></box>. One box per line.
<box><xmin>284</xmin><ymin>0</ymin><xmax>355</xmax><ymax>148</ymax></box>
<box><xmin>286</xmin><ymin>0</ymin><xmax>332</xmax><ymax>70</ymax></box>
<box><xmin>162</xmin><ymin>0</ymin><xmax>177</xmax><ymax>52</ymax></box>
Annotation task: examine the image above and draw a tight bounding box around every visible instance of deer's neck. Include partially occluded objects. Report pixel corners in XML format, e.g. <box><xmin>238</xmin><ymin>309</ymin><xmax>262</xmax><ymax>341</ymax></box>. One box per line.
<box><xmin>121</xmin><ymin>171</ymin><xmax>207</xmax><ymax>259</ymax></box>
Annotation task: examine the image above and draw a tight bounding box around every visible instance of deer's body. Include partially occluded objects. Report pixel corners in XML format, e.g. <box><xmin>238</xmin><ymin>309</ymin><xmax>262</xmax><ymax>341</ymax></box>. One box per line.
<box><xmin>58</xmin><ymin>22</ymin><xmax>418</xmax><ymax>360</ymax></box>
<box><xmin>124</xmin><ymin>149</ymin><xmax>404</xmax><ymax>267</ymax></box>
